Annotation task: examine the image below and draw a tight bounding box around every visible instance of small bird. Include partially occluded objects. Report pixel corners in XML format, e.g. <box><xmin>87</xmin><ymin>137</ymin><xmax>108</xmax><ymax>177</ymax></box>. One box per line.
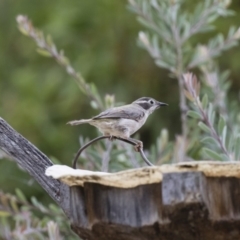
<box><xmin>68</xmin><ymin>97</ymin><xmax>168</xmax><ymax>141</ymax></box>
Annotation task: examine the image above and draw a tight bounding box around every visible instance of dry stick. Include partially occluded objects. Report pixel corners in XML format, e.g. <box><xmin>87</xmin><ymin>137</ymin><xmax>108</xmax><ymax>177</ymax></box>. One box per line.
<box><xmin>72</xmin><ymin>136</ymin><xmax>154</xmax><ymax>168</ymax></box>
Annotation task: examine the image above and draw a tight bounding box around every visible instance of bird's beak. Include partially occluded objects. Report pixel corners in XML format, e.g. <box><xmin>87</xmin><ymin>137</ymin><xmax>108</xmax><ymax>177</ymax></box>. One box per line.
<box><xmin>157</xmin><ymin>101</ymin><xmax>168</xmax><ymax>107</ymax></box>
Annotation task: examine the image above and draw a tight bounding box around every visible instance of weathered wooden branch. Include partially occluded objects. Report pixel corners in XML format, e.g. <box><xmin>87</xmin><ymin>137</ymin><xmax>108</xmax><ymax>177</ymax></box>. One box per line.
<box><xmin>0</xmin><ymin>118</ymin><xmax>71</xmax><ymax>217</ymax></box>
<box><xmin>1</xmin><ymin>117</ymin><xmax>240</xmax><ymax>240</ymax></box>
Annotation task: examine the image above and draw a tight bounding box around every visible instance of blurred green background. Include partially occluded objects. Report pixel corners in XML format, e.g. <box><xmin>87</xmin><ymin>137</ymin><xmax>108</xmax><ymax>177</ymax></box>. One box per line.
<box><xmin>0</xmin><ymin>0</ymin><xmax>240</xmax><ymax>200</ymax></box>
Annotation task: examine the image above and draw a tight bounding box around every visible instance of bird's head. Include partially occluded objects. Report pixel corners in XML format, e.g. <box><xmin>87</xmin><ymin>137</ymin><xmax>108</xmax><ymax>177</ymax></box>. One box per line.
<box><xmin>132</xmin><ymin>97</ymin><xmax>168</xmax><ymax>114</ymax></box>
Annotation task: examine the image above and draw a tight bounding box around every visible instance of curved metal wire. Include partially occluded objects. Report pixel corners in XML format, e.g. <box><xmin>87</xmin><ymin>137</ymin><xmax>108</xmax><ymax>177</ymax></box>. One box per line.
<box><xmin>72</xmin><ymin>136</ymin><xmax>154</xmax><ymax>169</ymax></box>
<box><xmin>115</xmin><ymin>137</ymin><xmax>154</xmax><ymax>166</ymax></box>
<box><xmin>72</xmin><ymin>136</ymin><xmax>108</xmax><ymax>169</ymax></box>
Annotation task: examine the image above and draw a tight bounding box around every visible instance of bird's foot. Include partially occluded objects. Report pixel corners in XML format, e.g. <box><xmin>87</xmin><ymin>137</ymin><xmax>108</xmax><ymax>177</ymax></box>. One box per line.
<box><xmin>134</xmin><ymin>141</ymin><xmax>143</xmax><ymax>152</ymax></box>
<box><xmin>108</xmin><ymin>135</ymin><xmax>116</xmax><ymax>141</ymax></box>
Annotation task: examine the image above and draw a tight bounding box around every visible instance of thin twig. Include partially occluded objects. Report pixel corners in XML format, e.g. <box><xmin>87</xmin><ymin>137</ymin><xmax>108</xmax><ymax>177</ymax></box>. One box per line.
<box><xmin>16</xmin><ymin>15</ymin><xmax>104</xmax><ymax>110</ymax></box>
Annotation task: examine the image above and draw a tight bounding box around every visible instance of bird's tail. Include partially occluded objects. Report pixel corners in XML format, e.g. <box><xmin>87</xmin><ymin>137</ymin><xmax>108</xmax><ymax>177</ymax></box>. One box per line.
<box><xmin>67</xmin><ymin>119</ymin><xmax>92</xmax><ymax>126</ymax></box>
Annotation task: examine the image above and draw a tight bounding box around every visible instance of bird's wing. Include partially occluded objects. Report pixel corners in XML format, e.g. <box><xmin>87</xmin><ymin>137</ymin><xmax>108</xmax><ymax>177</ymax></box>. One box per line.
<box><xmin>93</xmin><ymin>105</ymin><xmax>145</xmax><ymax>122</ymax></box>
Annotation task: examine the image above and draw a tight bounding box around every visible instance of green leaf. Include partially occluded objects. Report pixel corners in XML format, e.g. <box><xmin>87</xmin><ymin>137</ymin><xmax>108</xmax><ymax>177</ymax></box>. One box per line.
<box><xmin>198</xmin><ymin>122</ymin><xmax>211</xmax><ymax>133</ymax></box>
<box><xmin>36</xmin><ymin>48</ymin><xmax>52</xmax><ymax>57</ymax></box>
<box><xmin>90</xmin><ymin>83</ymin><xmax>97</xmax><ymax>94</ymax></box>
<box><xmin>142</xmin><ymin>0</ymin><xmax>148</xmax><ymax>15</ymax></box>
<box><xmin>217</xmin><ymin>34</ymin><xmax>224</xmax><ymax>45</ymax></box>
<box><xmin>18</xmin><ymin>26</ymin><xmax>29</xmax><ymax>36</ymax></box>
<box><xmin>201</xmin><ymin>136</ymin><xmax>218</xmax><ymax>146</ymax></box>
<box><xmin>90</xmin><ymin>83</ymin><xmax>101</xmax><ymax>103</ymax></box>
<box><xmin>31</xmin><ymin>196</ymin><xmax>39</xmax><ymax>207</ymax></box>
<box><xmin>111</xmin><ymin>149</ymin><xmax>127</xmax><ymax>157</ymax></box>
<box><xmin>222</xmin><ymin>81</ymin><xmax>231</xmax><ymax>91</ymax></box>
<box><xmin>221</xmin><ymin>70</ymin><xmax>230</xmax><ymax>81</ymax></box>
<box><xmin>0</xmin><ymin>211</ymin><xmax>11</xmax><ymax>217</ymax></box>
<box><xmin>207</xmin><ymin>103</ymin><xmax>213</xmax><ymax>121</ymax></box>
<box><xmin>201</xmin><ymin>94</ymin><xmax>208</xmax><ymax>109</ymax></box>
<box><xmin>46</xmin><ymin>34</ymin><xmax>53</xmax><ymax>47</ymax></box>
<box><xmin>159</xmin><ymin>128</ymin><xmax>169</xmax><ymax>149</ymax></box>
<box><xmin>207</xmin><ymin>14</ymin><xmax>218</xmax><ymax>24</ymax></box>
<box><xmin>90</xmin><ymin>100</ymin><xmax>98</xmax><ymax>109</ymax></box>
<box><xmin>234</xmin><ymin>136</ymin><xmax>240</xmax><ymax>160</ymax></box>
<box><xmin>184</xmin><ymin>90</ymin><xmax>194</xmax><ymax>101</ymax></box>
<box><xmin>10</xmin><ymin>198</ymin><xmax>19</xmax><ymax>213</ymax></box>
<box><xmin>155</xmin><ymin>59</ymin><xmax>172</xmax><ymax>71</ymax></box>
<box><xmin>210</xmin><ymin>111</ymin><xmax>216</xmax><ymax>125</ymax></box>
<box><xmin>187</xmin><ymin>110</ymin><xmax>201</xmax><ymax>119</ymax></box>
<box><xmin>222</xmin><ymin>126</ymin><xmax>227</xmax><ymax>148</ymax></box>
<box><xmin>228</xmin><ymin>26</ymin><xmax>236</xmax><ymax>38</ymax></box>
<box><xmin>137</xmin><ymin>17</ymin><xmax>153</xmax><ymax>30</ymax></box>
<box><xmin>218</xmin><ymin>116</ymin><xmax>226</xmax><ymax>135</ymax></box>
<box><xmin>15</xmin><ymin>188</ymin><xmax>27</xmax><ymax>203</ymax></box>
<box><xmin>49</xmin><ymin>204</ymin><xmax>61</xmax><ymax>214</ymax></box>
<box><xmin>152</xmin><ymin>35</ymin><xmax>159</xmax><ymax>54</ymax></box>
<box><xmin>202</xmin><ymin>148</ymin><xmax>223</xmax><ymax>160</ymax></box>
<box><xmin>31</xmin><ymin>196</ymin><xmax>47</xmax><ymax>213</ymax></box>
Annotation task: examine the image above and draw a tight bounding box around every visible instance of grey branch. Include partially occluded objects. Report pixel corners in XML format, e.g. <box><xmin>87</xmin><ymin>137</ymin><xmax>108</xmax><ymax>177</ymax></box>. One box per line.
<box><xmin>0</xmin><ymin>117</ymin><xmax>71</xmax><ymax>218</ymax></box>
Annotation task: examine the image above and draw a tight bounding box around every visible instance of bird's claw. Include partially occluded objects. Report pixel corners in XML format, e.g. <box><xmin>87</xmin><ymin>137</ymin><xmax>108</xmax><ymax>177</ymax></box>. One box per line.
<box><xmin>109</xmin><ymin>136</ymin><xmax>115</xmax><ymax>141</ymax></box>
<box><xmin>134</xmin><ymin>141</ymin><xmax>143</xmax><ymax>152</ymax></box>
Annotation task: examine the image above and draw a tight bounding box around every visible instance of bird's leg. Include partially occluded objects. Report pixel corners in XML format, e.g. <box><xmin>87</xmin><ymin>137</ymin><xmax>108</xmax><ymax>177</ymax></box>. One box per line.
<box><xmin>114</xmin><ymin>137</ymin><xmax>143</xmax><ymax>152</ymax></box>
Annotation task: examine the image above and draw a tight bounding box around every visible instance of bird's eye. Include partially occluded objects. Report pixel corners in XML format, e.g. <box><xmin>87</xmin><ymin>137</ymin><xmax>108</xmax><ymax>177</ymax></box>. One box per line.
<box><xmin>149</xmin><ymin>100</ymin><xmax>154</xmax><ymax>105</ymax></box>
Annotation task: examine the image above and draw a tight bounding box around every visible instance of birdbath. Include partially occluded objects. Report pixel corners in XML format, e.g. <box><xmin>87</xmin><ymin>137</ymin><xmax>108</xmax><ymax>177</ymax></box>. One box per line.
<box><xmin>46</xmin><ymin>161</ymin><xmax>240</xmax><ymax>240</ymax></box>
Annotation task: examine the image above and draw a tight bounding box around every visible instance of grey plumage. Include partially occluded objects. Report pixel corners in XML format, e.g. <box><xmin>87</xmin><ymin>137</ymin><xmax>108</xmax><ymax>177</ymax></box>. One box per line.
<box><xmin>68</xmin><ymin>97</ymin><xmax>167</xmax><ymax>138</ymax></box>
<box><xmin>93</xmin><ymin>104</ymin><xmax>145</xmax><ymax>121</ymax></box>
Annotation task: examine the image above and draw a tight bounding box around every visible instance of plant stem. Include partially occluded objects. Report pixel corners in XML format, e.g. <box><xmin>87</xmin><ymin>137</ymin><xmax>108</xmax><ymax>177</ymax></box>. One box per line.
<box><xmin>177</xmin><ymin>75</ymin><xmax>188</xmax><ymax>138</ymax></box>
<box><xmin>171</xmin><ymin>12</ymin><xmax>188</xmax><ymax>158</ymax></box>
<box><xmin>197</xmin><ymin>100</ymin><xmax>231</xmax><ymax>159</ymax></box>
<box><xmin>16</xmin><ymin>15</ymin><xmax>104</xmax><ymax>110</ymax></box>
